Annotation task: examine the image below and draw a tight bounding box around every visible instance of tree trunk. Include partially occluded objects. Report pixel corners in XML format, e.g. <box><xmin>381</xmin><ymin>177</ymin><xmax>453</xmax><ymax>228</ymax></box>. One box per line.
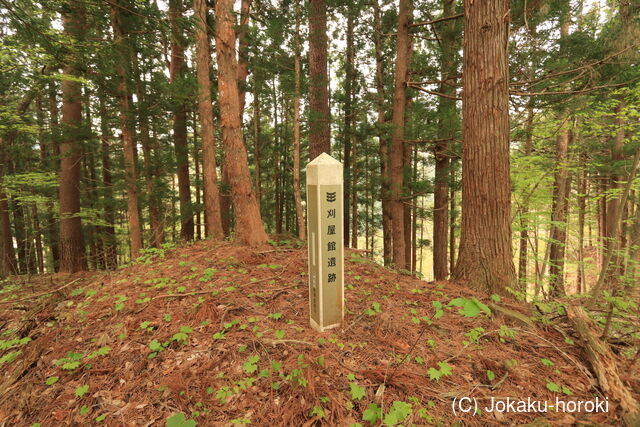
<box><xmin>577</xmin><ymin>151</ymin><xmax>587</xmax><ymax>293</ymax></box>
<box><xmin>352</xmin><ymin>134</ymin><xmax>359</xmax><ymax>249</ymax></box>
<box><xmin>34</xmin><ymin>97</ymin><xmax>49</xmax><ymax>273</ymax></box>
<box><xmin>293</xmin><ymin>0</ymin><xmax>305</xmax><ymax>241</ymax></box>
<box><xmin>46</xmin><ymin>84</ymin><xmax>61</xmax><ymax>271</ymax></box>
<box><xmin>215</xmin><ymin>0</ymin><xmax>268</xmax><ymax>246</ymax></box>
<box><xmin>193</xmin><ymin>111</ymin><xmax>202</xmax><ymax>240</ymax></box>
<box><xmin>433</xmin><ymin>0</ymin><xmax>459</xmax><ymax>280</ymax></box>
<box><xmin>411</xmin><ymin>145</ymin><xmax>418</xmax><ymax>273</ymax></box>
<box><xmin>98</xmin><ymin>96</ymin><xmax>118</xmax><ymax>269</ymax></box>
<box><xmin>253</xmin><ymin>80</ymin><xmax>262</xmax><ymax>204</ymax></box>
<box><xmin>110</xmin><ymin>0</ymin><xmax>142</xmax><ymax>260</ymax></box>
<box><xmin>273</xmin><ymin>81</ymin><xmax>283</xmax><ymax>235</ymax></box>
<box><xmin>343</xmin><ymin>5</ymin><xmax>354</xmax><ymax>246</ymax></box>
<box><xmin>449</xmin><ymin>179</ymin><xmax>456</xmax><ymax>274</ymax></box>
<box><xmin>134</xmin><ymin>53</ymin><xmax>163</xmax><ymax>248</ymax></box>
<box><xmin>11</xmin><ymin>198</ymin><xmax>31</xmax><ymax>274</ymax></box>
<box><xmin>390</xmin><ymin>0</ymin><xmax>411</xmax><ymax>269</ymax></box>
<box><xmin>59</xmin><ymin>0</ymin><xmax>87</xmax><ymax>273</ymax></box>
<box><xmin>373</xmin><ymin>0</ymin><xmax>392</xmax><ymax>266</ymax></box>
<box><xmin>547</xmin><ymin>14</ymin><xmax>572</xmax><ymax>298</ymax></box>
<box><xmin>195</xmin><ymin>0</ymin><xmax>224</xmax><ymax>240</ymax></box>
<box><xmin>604</xmin><ymin>99</ymin><xmax>626</xmax><ymax>287</ymax></box>
<box><xmin>237</xmin><ymin>0</ymin><xmax>252</xmax><ymax>115</ymax></box>
<box><xmin>308</xmin><ymin>0</ymin><xmax>331</xmax><ymax>160</ymax></box>
<box><xmin>169</xmin><ymin>0</ymin><xmax>194</xmax><ymax>242</ymax></box>
<box><xmin>403</xmin><ymin>125</ymin><xmax>412</xmax><ymax>269</ymax></box>
<box><xmin>0</xmin><ymin>144</ymin><xmax>17</xmax><ymax>274</ymax></box>
<box><xmin>548</xmin><ymin>123</ymin><xmax>571</xmax><ymax>298</ymax></box>
<box><xmin>451</xmin><ymin>0</ymin><xmax>516</xmax><ymax>294</ymax></box>
<box><xmin>518</xmin><ymin>101</ymin><xmax>535</xmax><ymax>289</ymax></box>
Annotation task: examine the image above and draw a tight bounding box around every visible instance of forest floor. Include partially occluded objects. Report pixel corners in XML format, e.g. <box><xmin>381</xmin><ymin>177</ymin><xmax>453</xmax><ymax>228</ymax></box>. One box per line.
<box><xmin>0</xmin><ymin>239</ymin><xmax>638</xmax><ymax>426</ymax></box>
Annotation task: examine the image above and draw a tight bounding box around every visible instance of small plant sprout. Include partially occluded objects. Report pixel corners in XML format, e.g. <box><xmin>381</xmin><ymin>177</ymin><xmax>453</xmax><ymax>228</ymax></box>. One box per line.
<box><xmin>166</xmin><ymin>412</ymin><xmax>197</xmax><ymax>427</ymax></box>
<box><xmin>242</xmin><ymin>355</ymin><xmax>260</xmax><ymax>374</ymax></box>
<box><xmin>75</xmin><ymin>384</ymin><xmax>89</xmax><ymax>398</ymax></box>
<box><xmin>427</xmin><ymin>361</ymin><xmax>453</xmax><ymax>381</ymax></box>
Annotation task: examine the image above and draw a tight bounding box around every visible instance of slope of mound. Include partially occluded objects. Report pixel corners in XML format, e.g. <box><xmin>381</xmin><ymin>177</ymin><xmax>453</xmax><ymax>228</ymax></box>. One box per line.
<box><xmin>0</xmin><ymin>240</ymin><xmax>636</xmax><ymax>426</ymax></box>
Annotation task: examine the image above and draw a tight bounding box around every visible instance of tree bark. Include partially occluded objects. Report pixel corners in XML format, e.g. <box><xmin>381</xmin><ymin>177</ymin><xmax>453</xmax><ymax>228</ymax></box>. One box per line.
<box><xmin>215</xmin><ymin>0</ymin><xmax>268</xmax><ymax>246</ymax></box>
<box><xmin>134</xmin><ymin>52</ymin><xmax>163</xmax><ymax>248</ymax></box>
<box><xmin>433</xmin><ymin>0</ymin><xmax>459</xmax><ymax>280</ymax></box>
<box><xmin>293</xmin><ymin>0</ymin><xmax>305</xmax><ymax>241</ymax></box>
<box><xmin>389</xmin><ymin>0</ymin><xmax>411</xmax><ymax>269</ymax></box>
<box><xmin>373</xmin><ymin>0</ymin><xmax>392</xmax><ymax>266</ymax></box>
<box><xmin>253</xmin><ymin>80</ymin><xmax>261</xmax><ymax>204</ymax></box>
<box><xmin>46</xmin><ymin>84</ymin><xmax>61</xmax><ymax>271</ymax></box>
<box><xmin>518</xmin><ymin>100</ymin><xmax>535</xmax><ymax>289</ymax></box>
<box><xmin>58</xmin><ymin>0</ymin><xmax>87</xmax><ymax>273</ymax></box>
<box><xmin>237</xmin><ymin>0</ymin><xmax>252</xmax><ymax>115</ymax></box>
<box><xmin>547</xmin><ymin>14</ymin><xmax>572</xmax><ymax>298</ymax></box>
<box><xmin>403</xmin><ymin>122</ymin><xmax>412</xmax><ymax>268</ymax></box>
<box><xmin>0</xmin><ymin>143</ymin><xmax>17</xmax><ymax>274</ymax></box>
<box><xmin>449</xmin><ymin>179</ymin><xmax>456</xmax><ymax>274</ymax></box>
<box><xmin>110</xmin><ymin>0</ymin><xmax>142</xmax><ymax>260</ymax></box>
<box><xmin>577</xmin><ymin>151</ymin><xmax>587</xmax><ymax>293</ymax></box>
<box><xmin>343</xmin><ymin>5</ymin><xmax>354</xmax><ymax>246</ymax></box>
<box><xmin>548</xmin><ymin>123</ymin><xmax>571</xmax><ymax>298</ymax></box>
<box><xmin>352</xmin><ymin>134</ymin><xmax>359</xmax><ymax>249</ymax></box>
<box><xmin>451</xmin><ymin>0</ymin><xmax>516</xmax><ymax>294</ymax></box>
<box><xmin>194</xmin><ymin>0</ymin><xmax>224</xmax><ymax>240</ymax></box>
<box><xmin>604</xmin><ymin>99</ymin><xmax>626</xmax><ymax>287</ymax></box>
<box><xmin>308</xmin><ymin>0</ymin><xmax>331</xmax><ymax>160</ymax></box>
<box><xmin>98</xmin><ymin>96</ymin><xmax>118</xmax><ymax>269</ymax></box>
<box><xmin>169</xmin><ymin>0</ymin><xmax>194</xmax><ymax>242</ymax></box>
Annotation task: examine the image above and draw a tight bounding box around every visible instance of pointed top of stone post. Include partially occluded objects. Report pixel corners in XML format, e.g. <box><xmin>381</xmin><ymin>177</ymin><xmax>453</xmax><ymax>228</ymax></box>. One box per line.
<box><xmin>306</xmin><ymin>153</ymin><xmax>343</xmax><ymax>185</ymax></box>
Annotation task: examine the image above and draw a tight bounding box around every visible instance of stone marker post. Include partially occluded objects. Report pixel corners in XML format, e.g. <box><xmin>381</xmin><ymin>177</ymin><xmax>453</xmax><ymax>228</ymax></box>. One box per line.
<box><xmin>306</xmin><ymin>153</ymin><xmax>344</xmax><ymax>332</ymax></box>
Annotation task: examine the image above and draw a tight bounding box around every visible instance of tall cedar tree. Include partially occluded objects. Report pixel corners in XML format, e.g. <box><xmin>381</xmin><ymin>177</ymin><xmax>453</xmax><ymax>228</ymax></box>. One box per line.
<box><xmin>58</xmin><ymin>0</ymin><xmax>87</xmax><ymax>272</ymax></box>
<box><xmin>308</xmin><ymin>0</ymin><xmax>331</xmax><ymax>160</ymax></box>
<box><xmin>98</xmin><ymin>95</ymin><xmax>117</xmax><ymax>269</ymax></box>
<box><xmin>194</xmin><ymin>0</ymin><xmax>224</xmax><ymax>239</ymax></box>
<box><xmin>547</xmin><ymin>14</ymin><xmax>571</xmax><ymax>298</ymax></box>
<box><xmin>110</xmin><ymin>0</ymin><xmax>142</xmax><ymax>259</ymax></box>
<box><xmin>134</xmin><ymin>50</ymin><xmax>164</xmax><ymax>248</ymax></box>
<box><xmin>372</xmin><ymin>0</ymin><xmax>392</xmax><ymax>265</ymax></box>
<box><xmin>390</xmin><ymin>0</ymin><xmax>411</xmax><ymax>269</ymax></box>
<box><xmin>293</xmin><ymin>0</ymin><xmax>305</xmax><ymax>240</ymax></box>
<box><xmin>0</xmin><ymin>147</ymin><xmax>17</xmax><ymax>274</ymax></box>
<box><xmin>452</xmin><ymin>0</ymin><xmax>516</xmax><ymax>293</ymax></box>
<box><xmin>433</xmin><ymin>0</ymin><xmax>458</xmax><ymax>280</ymax></box>
<box><xmin>214</xmin><ymin>0</ymin><xmax>268</xmax><ymax>246</ymax></box>
<box><xmin>169</xmin><ymin>0</ymin><xmax>194</xmax><ymax>241</ymax></box>
<box><xmin>343</xmin><ymin>3</ymin><xmax>354</xmax><ymax>247</ymax></box>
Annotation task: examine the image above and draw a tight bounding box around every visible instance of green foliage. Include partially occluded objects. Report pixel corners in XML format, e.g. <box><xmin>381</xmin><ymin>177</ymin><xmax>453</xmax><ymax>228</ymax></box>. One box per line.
<box><xmin>56</xmin><ymin>352</ymin><xmax>84</xmax><ymax>370</ymax></box>
<box><xmin>448</xmin><ymin>297</ymin><xmax>491</xmax><ymax>317</ymax></box>
<box><xmin>546</xmin><ymin>381</ymin><xmax>560</xmax><ymax>392</ymax></box>
<box><xmin>428</xmin><ymin>361</ymin><xmax>453</xmax><ymax>381</ymax></box>
<box><xmin>171</xmin><ymin>326</ymin><xmax>193</xmax><ymax>344</ymax></box>
<box><xmin>362</xmin><ymin>403</ymin><xmax>382</xmax><ymax>424</ymax></box>
<box><xmin>45</xmin><ymin>376</ymin><xmax>59</xmax><ymax>385</ymax></box>
<box><xmin>242</xmin><ymin>355</ymin><xmax>260</xmax><ymax>374</ymax></box>
<box><xmin>0</xmin><ymin>350</ymin><xmax>21</xmax><ymax>365</ymax></box>
<box><xmin>382</xmin><ymin>401</ymin><xmax>412</xmax><ymax>426</ymax></box>
<box><xmin>0</xmin><ymin>337</ymin><xmax>31</xmax><ymax>350</ymax></box>
<box><xmin>75</xmin><ymin>384</ymin><xmax>89</xmax><ymax>398</ymax></box>
<box><xmin>166</xmin><ymin>413</ymin><xmax>197</xmax><ymax>427</ymax></box>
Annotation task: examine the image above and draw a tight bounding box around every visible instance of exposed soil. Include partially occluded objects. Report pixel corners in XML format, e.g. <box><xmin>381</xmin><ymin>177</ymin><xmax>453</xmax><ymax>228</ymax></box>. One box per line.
<box><xmin>0</xmin><ymin>239</ymin><xmax>637</xmax><ymax>426</ymax></box>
